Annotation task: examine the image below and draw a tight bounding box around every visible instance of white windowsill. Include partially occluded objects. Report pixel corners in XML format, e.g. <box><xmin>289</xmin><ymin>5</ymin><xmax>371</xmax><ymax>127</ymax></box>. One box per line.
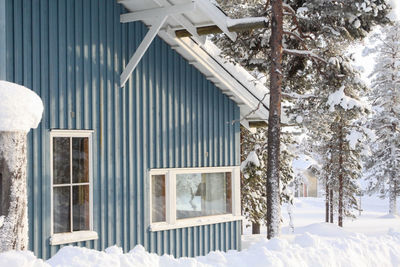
<box><xmin>149</xmin><ymin>214</ymin><xmax>244</xmax><ymax>232</ymax></box>
<box><xmin>50</xmin><ymin>231</ymin><xmax>98</xmax><ymax>245</ymax></box>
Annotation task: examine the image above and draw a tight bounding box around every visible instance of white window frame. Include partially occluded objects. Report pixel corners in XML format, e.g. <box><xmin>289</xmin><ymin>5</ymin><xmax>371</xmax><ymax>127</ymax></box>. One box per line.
<box><xmin>49</xmin><ymin>130</ymin><xmax>98</xmax><ymax>245</ymax></box>
<box><xmin>149</xmin><ymin>166</ymin><xmax>242</xmax><ymax>232</ymax></box>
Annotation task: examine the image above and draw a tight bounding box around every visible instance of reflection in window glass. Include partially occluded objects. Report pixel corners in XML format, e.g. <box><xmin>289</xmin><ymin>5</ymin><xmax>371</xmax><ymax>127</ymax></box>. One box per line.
<box><xmin>72</xmin><ymin>138</ymin><xmax>89</xmax><ymax>183</ymax></box>
<box><xmin>53</xmin><ymin>186</ymin><xmax>71</xmax><ymax>233</ymax></box>
<box><xmin>152</xmin><ymin>175</ymin><xmax>166</xmax><ymax>223</ymax></box>
<box><xmin>73</xmin><ymin>185</ymin><xmax>90</xmax><ymax>231</ymax></box>
<box><xmin>53</xmin><ymin>137</ymin><xmax>70</xmax><ymax>185</ymax></box>
<box><xmin>176</xmin><ymin>172</ymin><xmax>232</xmax><ymax>219</ymax></box>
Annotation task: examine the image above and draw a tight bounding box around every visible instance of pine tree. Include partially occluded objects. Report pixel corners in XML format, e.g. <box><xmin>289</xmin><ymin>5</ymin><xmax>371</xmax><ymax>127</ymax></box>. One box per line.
<box><xmin>240</xmin><ymin>126</ymin><xmax>267</xmax><ymax>234</ymax></box>
<box><xmin>216</xmin><ymin>0</ymin><xmax>391</xmax><ymax>236</ymax></box>
<box><xmin>365</xmin><ymin>22</ymin><xmax>400</xmax><ymax>215</ymax></box>
<box><xmin>240</xmin><ymin>126</ymin><xmax>295</xmax><ymax>234</ymax></box>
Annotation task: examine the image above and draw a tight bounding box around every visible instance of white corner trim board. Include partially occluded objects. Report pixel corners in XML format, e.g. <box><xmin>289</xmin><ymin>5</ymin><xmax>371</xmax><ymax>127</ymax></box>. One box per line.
<box><xmin>50</xmin><ymin>231</ymin><xmax>99</xmax><ymax>246</ymax></box>
<box><xmin>150</xmin><ymin>215</ymin><xmax>244</xmax><ymax>232</ymax></box>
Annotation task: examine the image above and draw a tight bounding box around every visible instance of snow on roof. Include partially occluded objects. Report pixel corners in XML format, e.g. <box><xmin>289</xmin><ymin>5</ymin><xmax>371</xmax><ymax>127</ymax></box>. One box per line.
<box><xmin>202</xmin><ymin>40</ymin><xmax>269</xmax><ymax>109</ymax></box>
<box><xmin>292</xmin><ymin>154</ymin><xmax>317</xmax><ymax>171</ymax></box>
<box><xmin>0</xmin><ymin>81</ymin><xmax>43</xmax><ymax>132</ymax></box>
<box><xmin>118</xmin><ymin>0</ymin><xmax>270</xmax><ymax>124</ymax></box>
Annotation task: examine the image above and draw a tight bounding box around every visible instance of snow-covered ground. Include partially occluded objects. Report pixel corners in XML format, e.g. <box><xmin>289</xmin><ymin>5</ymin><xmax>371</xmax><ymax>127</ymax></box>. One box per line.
<box><xmin>1</xmin><ymin>196</ymin><xmax>400</xmax><ymax>267</ymax></box>
<box><xmin>243</xmin><ymin>196</ymin><xmax>400</xmax><ymax>247</ymax></box>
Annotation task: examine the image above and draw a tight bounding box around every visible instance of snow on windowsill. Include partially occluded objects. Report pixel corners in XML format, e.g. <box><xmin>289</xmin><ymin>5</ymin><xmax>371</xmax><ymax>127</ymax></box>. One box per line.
<box><xmin>149</xmin><ymin>215</ymin><xmax>244</xmax><ymax>232</ymax></box>
<box><xmin>50</xmin><ymin>231</ymin><xmax>98</xmax><ymax>246</ymax></box>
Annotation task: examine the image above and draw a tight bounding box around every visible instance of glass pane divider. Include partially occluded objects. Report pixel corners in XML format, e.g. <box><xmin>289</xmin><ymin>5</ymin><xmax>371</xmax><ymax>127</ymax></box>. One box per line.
<box><xmin>53</xmin><ymin>182</ymin><xmax>90</xmax><ymax>187</ymax></box>
<box><xmin>70</xmin><ymin>137</ymin><xmax>73</xmax><ymax>233</ymax></box>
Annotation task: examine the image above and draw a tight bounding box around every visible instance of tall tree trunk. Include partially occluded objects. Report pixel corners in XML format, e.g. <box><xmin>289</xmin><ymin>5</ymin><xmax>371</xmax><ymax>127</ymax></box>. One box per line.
<box><xmin>252</xmin><ymin>222</ymin><xmax>261</xmax><ymax>234</ymax></box>
<box><xmin>338</xmin><ymin>123</ymin><xmax>344</xmax><ymax>227</ymax></box>
<box><xmin>266</xmin><ymin>0</ymin><xmax>283</xmax><ymax>239</ymax></box>
<box><xmin>389</xmin><ymin>146</ymin><xmax>398</xmax><ymax>216</ymax></box>
<box><xmin>329</xmin><ymin>189</ymin><xmax>334</xmax><ymax>223</ymax></box>
<box><xmin>389</xmin><ymin>179</ymin><xmax>397</xmax><ymax>215</ymax></box>
<box><xmin>0</xmin><ymin>132</ymin><xmax>28</xmax><ymax>252</ymax></box>
<box><xmin>325</xmin><ymin>182</ymin><xmax>329</xmax><ymax>223</ymax></box>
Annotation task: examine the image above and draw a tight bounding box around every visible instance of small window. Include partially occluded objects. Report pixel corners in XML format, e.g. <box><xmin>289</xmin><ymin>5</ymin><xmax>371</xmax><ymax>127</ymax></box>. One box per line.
<box><xmin>50</xmin><ymin>130</ymin><xmax>97</xmax><ymax>245</ymax></box>
<box><xmin>149</xmin><ymin>167</ymin><xmax>241</xmax><ymax>231</ymax></box>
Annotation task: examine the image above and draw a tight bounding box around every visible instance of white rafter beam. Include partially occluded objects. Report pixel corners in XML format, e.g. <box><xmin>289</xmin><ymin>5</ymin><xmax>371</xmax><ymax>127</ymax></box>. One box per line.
<box><xmin>196</xmin><ymin>0</ymin><xmax>237</xmax><ymax>41</ymax></box>
<box><xmin>120</xmin><ymin>16</ymin><xmax>168</xmax><ymax>87</ymax></box>
<box><xmin>153</xmin><ymin>0</ymin><xmax>206</xmax><ymax>45</ymax></box>
<box><xmin>120</xmin><ymin>2</ymin><xmax>196</xmax><ymax>23</ymax></box>
<box><xmin>172</xmin><ymin>14</ymin><xmax>206</xmax><ymax>45</ymax></box>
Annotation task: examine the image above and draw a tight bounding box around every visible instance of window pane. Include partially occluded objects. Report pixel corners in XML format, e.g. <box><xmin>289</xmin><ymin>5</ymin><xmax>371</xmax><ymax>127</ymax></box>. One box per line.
<box><xmin>152</xmin><ymin>175</ymin><xmax>166</xmax><ymax>223</ymax></box>
<box><xmin>53</xmin><ymin>186</ymin><xmax>71</xmax><ymax>233</ymax></box>
<box><xmin>73</xmin><ymin>185</ymin><xmax>90</xmax><ymax>231</ymax></box>
<box><xmin>53</xmin><ymin>137</ymin><xmax>70</xmax><ymax>184</ymax></box>
<box><xmin>72</xmin><ymin>137</ymin><xmax>89</xmax><ymax>183</ymax></box>
<box><xmin>176</xmin><ymin>172</ymin><xmax>232</xmax><ymax>219</ymax></box>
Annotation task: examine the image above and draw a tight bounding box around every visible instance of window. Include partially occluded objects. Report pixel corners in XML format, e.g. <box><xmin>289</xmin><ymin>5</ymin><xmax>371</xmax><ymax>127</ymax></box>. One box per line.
<box><xmin>50</xmin><ymin>130</ymin><xmax>98</xmax><ymax>245</ymax></box>
<box><xmin>149</xmin><ymin>167</ymin><xmax>242</xmax><ymax>231</ymax></box>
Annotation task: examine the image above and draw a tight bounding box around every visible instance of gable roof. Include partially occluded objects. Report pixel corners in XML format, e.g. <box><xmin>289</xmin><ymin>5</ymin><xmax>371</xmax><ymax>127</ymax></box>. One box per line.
<box><xmin>118</xmin><ymin>0</ymin><xmax>269</xmax><ymax>125</ymax></box>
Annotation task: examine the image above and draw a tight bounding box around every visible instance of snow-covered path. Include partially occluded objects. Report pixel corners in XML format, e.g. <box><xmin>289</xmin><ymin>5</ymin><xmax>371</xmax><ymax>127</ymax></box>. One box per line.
<box><xmin>1</xmin><ymin>196</ymin><xmax>400</xmax><ymax>267</ymax></box>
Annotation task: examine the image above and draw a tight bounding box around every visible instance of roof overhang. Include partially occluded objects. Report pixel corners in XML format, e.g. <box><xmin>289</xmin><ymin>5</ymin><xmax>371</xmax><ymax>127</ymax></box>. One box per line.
<box><xmin>118</xmin><ymin>0</ymin><xmax>269</xmax><ymax>125</ymax></box>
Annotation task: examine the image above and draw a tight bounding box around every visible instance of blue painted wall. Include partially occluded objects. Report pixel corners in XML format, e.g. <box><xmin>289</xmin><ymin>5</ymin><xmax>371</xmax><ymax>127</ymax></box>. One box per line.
<box><xmin>3</xmin><ymin>0</ymin><xmax>241</xmax><ymax>259</ymax></box>
<box><xmin>0</xmin><ymin>0</ymin><xmax>6</xmax><ymax>80</ymax></box>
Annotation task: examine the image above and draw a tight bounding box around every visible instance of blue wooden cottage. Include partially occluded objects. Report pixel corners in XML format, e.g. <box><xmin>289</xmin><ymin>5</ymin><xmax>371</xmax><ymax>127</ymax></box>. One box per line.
<box><xmin>0</xmin><ymin>0</ymin><xmax>268</xmax><ymax>259</ymax></box>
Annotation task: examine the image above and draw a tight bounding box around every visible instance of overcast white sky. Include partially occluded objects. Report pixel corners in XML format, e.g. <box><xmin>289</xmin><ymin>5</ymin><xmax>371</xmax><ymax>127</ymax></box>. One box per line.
<box><xmin>388</xmin><ymin>0</ymin><xmax>400</xmax><ymax>21</ymax></box>
<box><xmin>351</xmin><ymin>1</ymin><xmax>400</xmax><ymax>85</ymax></box>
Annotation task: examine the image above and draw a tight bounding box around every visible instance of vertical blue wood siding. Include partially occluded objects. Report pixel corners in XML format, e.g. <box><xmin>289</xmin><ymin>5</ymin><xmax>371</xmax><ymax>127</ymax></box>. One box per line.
<box><xmin>0</xmin><ymin>0</ymin><xmax>6</xmax><ymax>80</ymax></box>
<box><xmin>4</xmin><ymin>0</ymin><xmax>241</xmax><ymax>259</ymax></box>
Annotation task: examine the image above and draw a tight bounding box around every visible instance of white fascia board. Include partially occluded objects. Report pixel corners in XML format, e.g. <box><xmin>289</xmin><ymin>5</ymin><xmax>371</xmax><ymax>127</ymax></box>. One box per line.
<box><xmin>120</xmin><ymin>2</ymin><xmax>196</xmax><ymax>23</ymax></box>
<box><xmin>166</xmin><ymin>35</ymin><xmax>268</xmax><ymax>119</ymax></box>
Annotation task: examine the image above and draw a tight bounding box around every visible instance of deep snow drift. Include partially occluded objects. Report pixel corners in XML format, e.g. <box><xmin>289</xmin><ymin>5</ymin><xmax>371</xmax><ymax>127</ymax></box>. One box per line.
<box><xmin>1</xmin><ymin>196</ymin><xmax>400</xmax><ymax>267</ymax></box>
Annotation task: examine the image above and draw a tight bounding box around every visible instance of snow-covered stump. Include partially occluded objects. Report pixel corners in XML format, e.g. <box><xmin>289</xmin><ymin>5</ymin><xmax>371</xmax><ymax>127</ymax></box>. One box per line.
<box><xmin>0</xmin><ymin>81</ymin><xmax>43</xmax><ymax>252</ymax></box>
<box><xmin>0</xmin><ymin>132</ymin><xmax>28</xmax><ymax>251</ymax></box>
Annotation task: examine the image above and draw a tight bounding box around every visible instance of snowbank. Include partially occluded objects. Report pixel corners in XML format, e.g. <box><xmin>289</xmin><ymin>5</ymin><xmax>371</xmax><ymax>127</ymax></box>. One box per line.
<box><xmin>2</xmin><ymin>197</ymin><xmax>400</xmax><ymax>266</ymax></box>
<box><xmin>1</xmin><ymin>228</ymin><xmax>400</xmax><ymax>267</ymax></box>
<box><xmin>0</xmin><ymin>81</ymin><xmax>43</xmax><ymax>132</ymax></box>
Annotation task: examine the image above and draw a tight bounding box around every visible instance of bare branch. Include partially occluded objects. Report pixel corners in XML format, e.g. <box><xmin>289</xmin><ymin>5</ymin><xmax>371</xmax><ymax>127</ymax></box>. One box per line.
<box><xmin>283</xmin><ymin>30</ymin><xmax>307</xmax><ymax>50</ymax></box>
<box><xmin>283</xmin><ymin>48</ymin><xmax>328</xmax><ymax>64</ymax></box>
<box><xmin>282</xmin><ymin>4</ymin><xmax>312</xmax><ymax>40</ymax></box>
<box><xmin>230</xmin><ymin>91</ymin><xmax>270</xmax><ymax>125</ymax></box>
<box><xmin>282</xmin><ymin>92</ymin><xmax>322</xmax><ymax>100</ymax></box>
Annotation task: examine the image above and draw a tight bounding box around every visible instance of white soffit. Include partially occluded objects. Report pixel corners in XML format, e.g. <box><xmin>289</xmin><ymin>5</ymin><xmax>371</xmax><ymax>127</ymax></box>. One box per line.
<box><xmin>118</xmin><ymin>0</ymin><xmax>269</xmax><ymax>122</ymax></box>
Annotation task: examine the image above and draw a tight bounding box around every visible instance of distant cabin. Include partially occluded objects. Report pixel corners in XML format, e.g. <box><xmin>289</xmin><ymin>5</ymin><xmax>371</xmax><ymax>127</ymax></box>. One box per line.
<box><xmin>294</xmin><ymin>168</ymin><xmax>319</xmax><ymax>198</ymax></box>
<box><xmin>0</xmin><ymin>0</ymin><xmax>268</xmax><ymax>259</ymax></box>
<box><xmin>293</xmin><ymin>156</ymin><xmax>320</xmax><ymax>198</ymax></box>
